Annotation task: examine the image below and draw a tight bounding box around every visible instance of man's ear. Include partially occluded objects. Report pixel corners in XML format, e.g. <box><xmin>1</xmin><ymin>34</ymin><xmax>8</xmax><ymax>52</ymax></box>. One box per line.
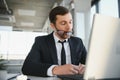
<box><xmin>50</xmin><ymin>23</ymin><xmax>55</xmax><ymax>30</ymax></box>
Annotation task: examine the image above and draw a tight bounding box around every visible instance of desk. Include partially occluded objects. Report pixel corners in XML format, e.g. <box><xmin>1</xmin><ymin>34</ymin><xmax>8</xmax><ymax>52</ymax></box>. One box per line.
<box><xmin>28</xmin><ymin>76</ymin><xmax>61</xmax><ymax>80</ymax></box>
<box><xmin>7</xmin><ymin>74</ymin><xmax>61</xmax><ymax>80</ymax></box>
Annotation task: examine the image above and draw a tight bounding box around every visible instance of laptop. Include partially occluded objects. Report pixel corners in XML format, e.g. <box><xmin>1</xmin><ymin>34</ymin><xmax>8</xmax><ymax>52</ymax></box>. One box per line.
<box><xmin>84</xmin><ymin>14</ymin><xmax>120</xmax><ymax>80</ymax></box>
<box><xmin>58</xmin><ymin>14</ymin><xmax>120</xmax><ymax>80</ymax></box>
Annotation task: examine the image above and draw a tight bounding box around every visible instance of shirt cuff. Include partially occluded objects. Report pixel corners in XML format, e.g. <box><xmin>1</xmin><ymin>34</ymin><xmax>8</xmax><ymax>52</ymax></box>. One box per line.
<box><xmin>47</xmin><ymin>65</ymin><xmax>58</xmax><ymax>76</ymax></box>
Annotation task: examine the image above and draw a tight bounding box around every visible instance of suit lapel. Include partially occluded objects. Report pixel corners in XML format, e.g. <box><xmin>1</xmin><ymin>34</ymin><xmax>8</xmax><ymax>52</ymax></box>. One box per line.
<box><xmin>68</xmin><ymin>38</ymin><xmax>76</xmax><ymax>64</ymax></box>
<box><xmin>46</xmin><ymin>33</ymin><xmax>76</xmax><ymax>65</ymax></box>
<box><xmin>46</xmin><ymin>32</ymin><xmax>58</xmax><ymax>64</ymax></box>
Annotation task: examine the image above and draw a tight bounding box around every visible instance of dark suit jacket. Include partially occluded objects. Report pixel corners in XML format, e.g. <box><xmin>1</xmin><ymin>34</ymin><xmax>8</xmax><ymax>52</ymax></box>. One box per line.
<box><xmin>22</xmin><ymin>32</ymin><xmax>87</xmax><ymax>77</ymax></box>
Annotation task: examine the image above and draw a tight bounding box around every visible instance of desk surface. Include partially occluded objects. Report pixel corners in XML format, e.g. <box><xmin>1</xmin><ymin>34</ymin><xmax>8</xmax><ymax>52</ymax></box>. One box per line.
<box><xmin>28</xmin><ymin>76</ymin><xmax>61</xmax><ymax>80</ymax></box>
<box><xmin>7</xmin><ymin>73</ymin><xmax>61</xmax><ymax>80</ymax></box>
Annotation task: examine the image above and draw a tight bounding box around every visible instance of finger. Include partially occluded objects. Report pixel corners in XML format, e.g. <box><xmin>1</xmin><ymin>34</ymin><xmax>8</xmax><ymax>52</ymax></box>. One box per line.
<box><xmin>79</xmin><ymin>64</ymin><xmax>85</xmax><ymax>74</ymax></box>
<box><xmin>79</xmin><ymin>67</ymin><xmax>85</xmax><ymax>74</ymax></box>
<box><xmin>73</xmin><ymin>65</ymin><xmax>79</xmax><ymax>71</ymax></box>
<box><xmin>81</xmin><ymin>67</ymin><xmax>85</xmax><ymax>74</ymax></box>
<box><xmin>70</xmin><ymin>65</ymin><xmax>79</xmax><ymax>74</ymax></box>
<box><xmin>79</xmin><ymin>64</ymin><xmax>85</xmax><ymax>70</ymax></box>
<box><xmin>71</xmin><ymin>67</ymin><xmax>79</xmax><ymax>74</ymax></box>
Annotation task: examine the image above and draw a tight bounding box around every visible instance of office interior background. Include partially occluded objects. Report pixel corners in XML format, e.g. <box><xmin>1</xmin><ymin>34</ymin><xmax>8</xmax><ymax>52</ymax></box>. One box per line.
<box><xmin>0</xmin><ymin>0</ymin><xmax>119</xmax><ymax>79</ymax></box>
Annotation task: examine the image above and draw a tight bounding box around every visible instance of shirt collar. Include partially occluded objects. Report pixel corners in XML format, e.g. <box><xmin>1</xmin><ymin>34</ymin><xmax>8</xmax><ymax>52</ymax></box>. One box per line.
<box><xmin>53</xmin><ymin>32</ymin><xmax>68</xmax><ymax>43</ymax></box>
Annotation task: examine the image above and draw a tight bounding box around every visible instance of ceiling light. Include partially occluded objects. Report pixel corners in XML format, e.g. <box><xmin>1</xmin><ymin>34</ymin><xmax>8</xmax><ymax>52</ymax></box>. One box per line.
<box><xmin>21</xmin><ymin>22</ymin><xmax>34</xmax><ymax>27</ymax></box>
<box><xmin>18</xmin><ymin>9</ymin><xmax>36</xmax><ymax>16</ymax></box>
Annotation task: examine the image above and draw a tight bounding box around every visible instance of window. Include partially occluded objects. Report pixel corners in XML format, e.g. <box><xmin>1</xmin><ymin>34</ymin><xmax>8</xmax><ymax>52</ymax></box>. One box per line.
<box><xmin>99</xmin><ymin>0</ymin><xmax>119</xmax><ymax>17</ymax></box>
<box><xmin>0</xmin><ymin>31</ymin><xmax>47</xmax><ymax>60</ymax></box>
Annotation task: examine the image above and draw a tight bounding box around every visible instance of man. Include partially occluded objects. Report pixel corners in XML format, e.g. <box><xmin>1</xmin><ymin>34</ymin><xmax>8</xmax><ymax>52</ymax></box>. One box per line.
<box><xmin>22</xmin><ymin>6</ymin><xmax>87</xmax><ymax>77</ymax></box>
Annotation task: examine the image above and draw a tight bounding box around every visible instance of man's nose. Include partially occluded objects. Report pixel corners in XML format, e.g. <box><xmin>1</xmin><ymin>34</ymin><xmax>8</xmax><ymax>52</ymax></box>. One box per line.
<box><xmin>66</xmin><ymin>23</ymin><xmax>72</xmax><ymax>30</ymax></box>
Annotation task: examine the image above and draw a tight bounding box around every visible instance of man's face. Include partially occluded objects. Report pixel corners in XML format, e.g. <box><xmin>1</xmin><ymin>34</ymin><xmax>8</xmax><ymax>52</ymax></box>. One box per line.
<box><xmin>52</xmin><ymin>13</ymin><xmax>73</xmax><ymax>39</ymax></box>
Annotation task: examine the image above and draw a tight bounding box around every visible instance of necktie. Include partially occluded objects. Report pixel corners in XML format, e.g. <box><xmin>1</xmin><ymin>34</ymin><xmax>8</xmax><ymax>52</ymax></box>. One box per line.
<box><xmin>58</xmin><ymin>40</ymin><xmax>66</xmax><ymax>65</ymax></box>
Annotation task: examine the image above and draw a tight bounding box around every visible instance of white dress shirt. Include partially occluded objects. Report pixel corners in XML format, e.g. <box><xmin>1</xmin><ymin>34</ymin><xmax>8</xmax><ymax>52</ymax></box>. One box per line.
<box><xmin>47</xmin><ymin>32</ymin><xmax>71</xmax><ymax>76</ymax></box>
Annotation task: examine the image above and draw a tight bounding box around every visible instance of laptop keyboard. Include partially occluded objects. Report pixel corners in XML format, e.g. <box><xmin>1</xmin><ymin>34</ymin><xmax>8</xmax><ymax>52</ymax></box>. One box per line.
<box><xmin>57</xmin><ymin>74</ymin><xmax>83</xmax><ymax>80</ymax></box>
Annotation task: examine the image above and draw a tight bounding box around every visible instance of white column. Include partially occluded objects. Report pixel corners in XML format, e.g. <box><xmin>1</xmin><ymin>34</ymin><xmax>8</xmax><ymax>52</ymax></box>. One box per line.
<box><xmin>73</xmin><ymin>0</ymin><xmax>91</xmax><ymax>49</ymax></box>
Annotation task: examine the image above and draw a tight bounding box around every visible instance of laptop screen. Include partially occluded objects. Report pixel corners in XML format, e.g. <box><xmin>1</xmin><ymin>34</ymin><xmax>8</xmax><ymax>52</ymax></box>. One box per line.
<box><xmin>84</xmin><ymin>14</ymin><xmax>120</xmax><ymax>79</ymax></box>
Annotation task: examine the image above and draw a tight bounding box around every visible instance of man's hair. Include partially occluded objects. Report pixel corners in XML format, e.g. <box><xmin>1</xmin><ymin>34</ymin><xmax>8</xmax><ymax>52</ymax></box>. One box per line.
<box><xmin>49</xmin><ymin>6</ymin><xmax>69</xmax><ymax>24</ymax></box>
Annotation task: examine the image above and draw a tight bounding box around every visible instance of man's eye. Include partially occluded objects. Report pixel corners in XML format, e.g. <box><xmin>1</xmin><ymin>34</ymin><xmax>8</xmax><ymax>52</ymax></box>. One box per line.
<box><xmin>69</xmin><ymin>21</ymin><xmax>72</xmax><ymax>24</ymax></box>
<box><xmin>61</xmin><ymin>22</ymin><xmax>66</xmax><ymax>25</ymax></box>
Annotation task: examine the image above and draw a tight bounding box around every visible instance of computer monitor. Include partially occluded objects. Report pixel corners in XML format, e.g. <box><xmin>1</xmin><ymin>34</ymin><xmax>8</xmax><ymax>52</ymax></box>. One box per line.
<box><xmin>84</xmin><ymin>14</ymin><xmax>120</xmax><ymax>79</ymax></box>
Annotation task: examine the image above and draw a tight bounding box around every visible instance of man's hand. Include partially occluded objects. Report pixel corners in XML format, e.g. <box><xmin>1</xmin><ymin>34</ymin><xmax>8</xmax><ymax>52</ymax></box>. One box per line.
<box><xmin>52</xmin><ymin>64</ymin><xmax>79</xmax><ymax>75</ymax></box>
<box><xmin>78</xmin><ymin>64</ymin><xmax>85</xmax><ymax>74</ymax></box>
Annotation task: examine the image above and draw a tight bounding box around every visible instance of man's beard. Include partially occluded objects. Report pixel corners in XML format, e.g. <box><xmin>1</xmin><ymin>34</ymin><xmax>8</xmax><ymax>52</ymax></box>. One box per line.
<box><xmin>56</xmin><ymin>30</ymin><xmax>73</xmax><ymax>39</ymax></box>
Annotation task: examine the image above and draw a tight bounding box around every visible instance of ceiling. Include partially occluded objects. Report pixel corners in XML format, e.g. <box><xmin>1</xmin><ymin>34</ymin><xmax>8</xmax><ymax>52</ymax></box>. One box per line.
<box><xmin>0</xmin><ymin>0</ymin><xmax>60</xmax><ymax>32</ymax></box>
<box><xmin>0</xmin><ymin>0</ymin><xmax>99</xmax><ymax>32</ymax></box>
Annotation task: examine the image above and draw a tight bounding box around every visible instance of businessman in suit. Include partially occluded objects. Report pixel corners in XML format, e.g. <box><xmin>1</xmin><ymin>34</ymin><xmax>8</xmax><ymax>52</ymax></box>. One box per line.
<box><xmin>22</xmin><ymin>6</ymin><xmax>87</xmax><ymax>77</ymax></box>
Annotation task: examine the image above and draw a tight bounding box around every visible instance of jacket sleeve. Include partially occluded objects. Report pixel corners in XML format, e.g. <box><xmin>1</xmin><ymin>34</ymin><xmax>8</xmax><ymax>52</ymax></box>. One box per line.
<box><xmin>77</xmin><ymin>38</ymin><xmax>87</xmax><ymax>64</ymax></box>
<box><xmin>22</xmin><ymin>37</ymin><xmax>52</xmax><ymax>77</ymax></box>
